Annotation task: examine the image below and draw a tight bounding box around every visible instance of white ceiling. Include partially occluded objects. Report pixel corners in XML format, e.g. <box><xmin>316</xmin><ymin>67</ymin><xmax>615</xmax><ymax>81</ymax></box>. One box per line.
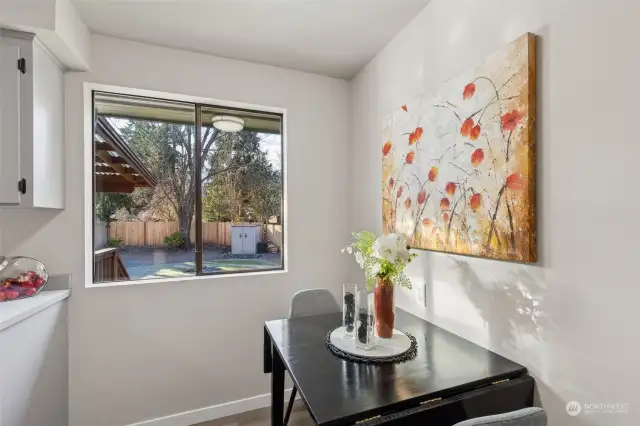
<box><xmin>72</xmin><ymin>0</ymin><xmax>430</xmax><ymax>79</ymax></box>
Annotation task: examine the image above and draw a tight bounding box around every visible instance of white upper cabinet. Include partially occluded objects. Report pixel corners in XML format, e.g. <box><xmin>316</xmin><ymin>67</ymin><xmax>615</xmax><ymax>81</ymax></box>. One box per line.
<box><xmin>0</xmin><ymin>30</ymin><xmax>64</xmax><ymax>209</ymax></box>
<box><xmin>0</xmin><ymin>41</ymin><xmax>22</xmax><ymax>204</ymax></box>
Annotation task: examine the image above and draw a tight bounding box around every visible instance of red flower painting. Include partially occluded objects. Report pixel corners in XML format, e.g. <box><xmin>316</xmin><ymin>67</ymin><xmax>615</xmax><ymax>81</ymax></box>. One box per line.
<box><xmin>470</xmin><ymin>193</ymin><xmax>482</xmax><ymax>211</ymax></box>
<box><xmin>463</xmin><ymin>82</ymin><xmax>476</xmax><ymax>100</ymax></box>
<box><xmin>502</xmin><ymin>110</ymin><xmax>523</xmax><ymax>131</ymax></box>
<box><xmin>417</xmin><ymin>189</ymin><xmax>427</xmax><ymax>205</ymax></box>
<box><xmin>428</xmin><ymin>166</ymin><xmax>438</xmax><ymax>182</ymax></box>
<box><xmin>460</xmin><ymin>118</ymin><xmax>474</xmax><ymax>137</ymax></box>
<box><xmin>506</xmin><ymin>172</ymin><xmax>525</xmax><ymax>190</ymax></box>
<box><xmin>469</xmin><ymin>125</ymin><xmax>481</xmax><ymax>141</ymax></box>
<box><xmin>381</xmin><ymin>33</ymin><xmax>536</xmax><ymax>263</ymax></box>
<box><xmin>382</xmin><ymin>141</ymin><xmax>393</xmax><ymax>156</ymax></box>
<box><xmin>445</xmin><ymin>182</ymin><xmax>457</xmax><ymax>196</ymax></box>
<box><xmin>408</xmin><ymin>127</ymin><xmax>423</xmax><ymax>145</ymax></box>
<box><xmin>440</xmin><ymin>197</ymin><xmax>450</xmax><ymax>210</ymax></box>
<box><xmin>405</xmin><ymin>151</ymin><xmax>415</xmax><ymax>164</ymax></box>
<box><xmin>471</xmin><ymin>149</ymin><xmax>484</xmax><ymax>167</ymax></box>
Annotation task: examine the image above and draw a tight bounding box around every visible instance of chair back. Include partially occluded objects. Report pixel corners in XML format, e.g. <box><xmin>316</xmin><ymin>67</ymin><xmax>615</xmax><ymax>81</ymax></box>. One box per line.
<box><xmin>454</xmin><ymin>407</ymin><xmax>547</xmax><ymax>426</ymax></box>
<box><xmin>289</xmin><ymin>289</ymin><xmax>340</xmax><ymax>319</ymax></box>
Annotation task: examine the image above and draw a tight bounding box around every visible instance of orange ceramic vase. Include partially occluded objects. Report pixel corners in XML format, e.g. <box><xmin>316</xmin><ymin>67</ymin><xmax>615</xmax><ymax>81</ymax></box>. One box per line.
<box><xmin>374</xmin><ymin>277</ymin><xmax>395</xmax><ymax>338</ymax></box>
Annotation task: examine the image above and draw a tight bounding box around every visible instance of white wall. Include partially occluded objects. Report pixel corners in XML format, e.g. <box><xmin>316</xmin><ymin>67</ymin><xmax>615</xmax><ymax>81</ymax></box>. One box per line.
<box><xmin>53</xmin><ymin>0</ymin><xmax>91</xmax><ymax>70</ymax></box>
<box><xmin>0</xmin><ymin>0</ymin><xmax>57</xmax><ymax>31</ymax></box>
<box><xmin>1</xmin><ymin>34</ymin><xmax>350</xmax><ymax>426</ymax></box>
<box><xmin>0</xmin><ymin>301</ymin><xmax>68</xmax><ymax>426</ymax></box>
<box><xmin>351</xmin><ymin>1</ymin><xmax>639</xmax><ymax>425</ymax></box>
<box><xmin>0</xmin><ymin>0</ymin><xmax>91</xmax><ymax>70</ymax></box>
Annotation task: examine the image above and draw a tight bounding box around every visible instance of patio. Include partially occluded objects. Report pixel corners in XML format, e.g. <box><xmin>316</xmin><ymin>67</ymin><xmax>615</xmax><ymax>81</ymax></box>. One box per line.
<box><xmin>118</xmin><ymin>246</ymin><xmax>282</xmax><ymax>280</ymax></box>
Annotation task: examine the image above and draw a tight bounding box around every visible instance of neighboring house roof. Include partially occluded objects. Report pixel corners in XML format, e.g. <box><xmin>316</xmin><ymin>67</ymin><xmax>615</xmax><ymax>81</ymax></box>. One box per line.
<box><xmin>94</xmin><ymin>116</ymin><xmax>157</xmax><ymax>193</ymax></box>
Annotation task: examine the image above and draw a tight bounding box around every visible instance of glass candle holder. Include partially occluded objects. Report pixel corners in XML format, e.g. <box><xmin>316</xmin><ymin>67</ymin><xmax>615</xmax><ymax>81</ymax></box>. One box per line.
<box><xmin>342</xmin><ymin>283</ymin><xmax>357</xmax><ymax>338</ymax></box>
<box><xmin>356</xmin><ymin>286</ymin><xmax>376</xmax><ymax>351</ymax></box>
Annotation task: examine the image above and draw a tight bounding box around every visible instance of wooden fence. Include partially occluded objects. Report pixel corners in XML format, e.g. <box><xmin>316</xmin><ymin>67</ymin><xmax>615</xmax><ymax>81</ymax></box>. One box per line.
<box><xmin>107</xmin><ymin>221</ymin><xmax>282</xmax><ymax>248</ymax></box>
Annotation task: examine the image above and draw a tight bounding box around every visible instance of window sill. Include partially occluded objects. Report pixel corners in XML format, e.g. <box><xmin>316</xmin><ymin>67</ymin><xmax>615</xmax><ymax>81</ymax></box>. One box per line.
<box><xmin>86</xmin><ymin>268</ymin><xmax>288</xmax><ymax>289</ymax></box>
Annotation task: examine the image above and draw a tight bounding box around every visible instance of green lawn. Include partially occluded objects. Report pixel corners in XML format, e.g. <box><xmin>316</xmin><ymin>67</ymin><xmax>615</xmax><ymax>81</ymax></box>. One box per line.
<box><xmin>127</xmin><ymin>259</ymin><xmax>279</xmax><ymax>280</ymax></box>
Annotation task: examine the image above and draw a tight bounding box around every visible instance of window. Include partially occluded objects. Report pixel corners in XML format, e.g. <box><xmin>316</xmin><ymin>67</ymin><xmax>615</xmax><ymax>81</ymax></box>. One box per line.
<box><xmin>92</xmin><ymin>91</ymin><xmax>284</xmax><ymax>283</ymax></box>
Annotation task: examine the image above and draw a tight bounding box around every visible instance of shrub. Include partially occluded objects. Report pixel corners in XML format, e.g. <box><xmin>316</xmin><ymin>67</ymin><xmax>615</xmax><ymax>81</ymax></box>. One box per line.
<box><xmin>164</xmin><ymin>232</ymin><xmax>185</xmax><ymax>249</ymax></box>
<box><xmin>107</xmin><ymin>236</ymin><xmax>122</xmax><ymax>247</ymax></box>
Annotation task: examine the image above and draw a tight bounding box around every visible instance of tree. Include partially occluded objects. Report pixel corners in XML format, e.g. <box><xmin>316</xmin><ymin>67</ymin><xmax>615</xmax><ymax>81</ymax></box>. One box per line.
<box><xmin>202</xmin><ymin>131</ymin><xmax>281</xmax><ymax>223</ymax></box>
<box><xmin>120</xmin><ymin>121</ymin><xmax>215</xmax><ymax>248</ymax></box>
<box><xmin>246</xmin><ymin>163</ymin><xmax>281</xmax><ymax>223</ymax></box>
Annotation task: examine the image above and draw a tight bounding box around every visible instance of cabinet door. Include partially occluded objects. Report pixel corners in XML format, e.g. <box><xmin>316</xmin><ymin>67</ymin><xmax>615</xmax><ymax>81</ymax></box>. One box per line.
<box><xmin>244</xmin><ymin>227</ymin><xmax>257</xmax><ymax>255</ymax></box>
<box><xmin>231</xmin><ymin>227</ymin><xmax>243</xmax><ymax>254</ymax></box>
<box><xmin>0</xmin><ymin>43</ymin><xmax>22</xmax><ymax>204</ymax></box>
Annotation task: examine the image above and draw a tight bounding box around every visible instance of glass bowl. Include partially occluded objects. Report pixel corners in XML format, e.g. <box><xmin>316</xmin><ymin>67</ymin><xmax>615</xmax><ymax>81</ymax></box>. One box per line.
<box><xmin>0</xmin><ymin>256</ymin><xmax>48</xmax><ymax>302</ymax></box>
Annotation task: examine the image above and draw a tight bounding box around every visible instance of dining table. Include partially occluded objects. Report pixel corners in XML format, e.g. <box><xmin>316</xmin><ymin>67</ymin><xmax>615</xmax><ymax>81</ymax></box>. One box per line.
<box><xmin>263</xmin><ymin>309</ymin><xmax>534</xmax><ymax>426</ymax></box>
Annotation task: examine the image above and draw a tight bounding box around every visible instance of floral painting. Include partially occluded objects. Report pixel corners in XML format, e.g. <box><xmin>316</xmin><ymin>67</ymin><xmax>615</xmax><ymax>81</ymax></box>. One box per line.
<box><xmin>382</xmin><ymin>33</ymin><xmax>536</xmax><ymax>262</ymax></box>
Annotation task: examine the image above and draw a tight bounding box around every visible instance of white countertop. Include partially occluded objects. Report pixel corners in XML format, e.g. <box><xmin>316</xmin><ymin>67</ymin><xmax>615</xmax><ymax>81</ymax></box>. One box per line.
<box><xmin>0</xmin><ymin>290</ymin><xmax>71</xmax><ymax>332</ymax></box>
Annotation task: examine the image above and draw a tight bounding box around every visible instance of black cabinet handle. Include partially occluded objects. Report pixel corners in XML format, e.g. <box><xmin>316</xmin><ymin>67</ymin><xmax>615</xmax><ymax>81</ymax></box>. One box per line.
<box><xmin>18</xmin><ymin>178</ymin><xmax>26</xmax><ymax>194</ymax></box>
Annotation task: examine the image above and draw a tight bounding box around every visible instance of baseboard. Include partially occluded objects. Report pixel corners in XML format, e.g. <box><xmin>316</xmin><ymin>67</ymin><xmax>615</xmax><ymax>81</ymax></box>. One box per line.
<box><xmin>126</xmin><ymin>388</ymin><xmax>297</xmax><ymax>426</ymax></box>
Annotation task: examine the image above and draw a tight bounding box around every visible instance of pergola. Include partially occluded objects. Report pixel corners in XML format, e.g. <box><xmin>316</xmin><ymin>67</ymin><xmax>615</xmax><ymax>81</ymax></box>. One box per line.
<box><xmin>94</xmin><ymin>116</ymin><xmax>157</xmax><ymax>193</ymax></box>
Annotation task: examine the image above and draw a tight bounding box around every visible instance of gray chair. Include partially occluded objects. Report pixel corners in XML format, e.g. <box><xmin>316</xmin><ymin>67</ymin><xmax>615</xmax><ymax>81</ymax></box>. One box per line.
<box><xmin>454</xmin><ymin>407</ymin><xmax>547</xmax><ymax>426</ymax></box>
<box><xmin>284</xmin><ymin>289</ymin><xmax>341</xmax><ymax>425</ymax></box>
<box><xmin>289</xmin><ymin>288</ymin><xmax>341</xmax><ymax>318</ymax></box>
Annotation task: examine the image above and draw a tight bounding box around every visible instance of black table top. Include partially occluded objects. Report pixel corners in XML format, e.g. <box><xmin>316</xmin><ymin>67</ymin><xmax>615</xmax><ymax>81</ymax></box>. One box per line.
<box><xmin>265</xmin><ymin>309</ymin><xmax>527</xmax><ymax>426</ymax></box>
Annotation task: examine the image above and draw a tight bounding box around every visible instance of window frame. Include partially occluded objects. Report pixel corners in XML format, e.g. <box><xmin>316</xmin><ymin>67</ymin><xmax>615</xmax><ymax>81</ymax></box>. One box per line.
<box><xmin>84</xmin><ymin>83</ymin><xmax>288</xmax><ymax>288</ymax></box>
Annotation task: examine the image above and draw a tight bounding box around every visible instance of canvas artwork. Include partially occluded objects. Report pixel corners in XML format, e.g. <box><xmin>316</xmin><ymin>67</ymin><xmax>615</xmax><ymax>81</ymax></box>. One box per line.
<box><xmin>382</xmin><ymin>33</ymin><xmax>536</xmax><ymax>262</ymax></box>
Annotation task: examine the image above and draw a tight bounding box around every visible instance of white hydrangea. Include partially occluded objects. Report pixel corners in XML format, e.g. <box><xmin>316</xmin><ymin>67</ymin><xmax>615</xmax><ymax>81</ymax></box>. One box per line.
<box><xmin>354</xmin><ymin>251</ymin><xmax>364</xmax><ymax>269</ymax></box>
<box><xmin>373</xmin><ymin>233</ymin><xmax>409</xmax><ymax>264</ymax></box>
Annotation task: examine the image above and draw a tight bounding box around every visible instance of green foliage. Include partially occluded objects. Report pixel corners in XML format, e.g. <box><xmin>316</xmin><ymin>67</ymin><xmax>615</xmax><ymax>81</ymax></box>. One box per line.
<box><xmin>202</xmin><ymin>180</ymin><xmax>234</xmax><ymax>222</ymax></box>
<box><xmin>344</xmin><ymin>231</ymin><xmax>417</xmax><ymax>291</ymax></box>
<box><xmin>95</xmin><ymin>189</ymin><xmax>153</xmax><ymax>223</ymax></box>
<box><xmin>202</xmin><ymin>132</ymin><xmax>281</xmax><ymax>223</ymax></box>
<box><xmin>95</xmin><ymin>193</ymin><xmax>131</xmax><ymax>224</ymax></box>
<box><xmin>107</xmin><ymin>236</ymin><xmax>122</xmax><ymax>247</ymax></box>
<box><xmin>163</xmin><ymin>232</ymin><xmax>185</xmax><ymax>249</ymax></box>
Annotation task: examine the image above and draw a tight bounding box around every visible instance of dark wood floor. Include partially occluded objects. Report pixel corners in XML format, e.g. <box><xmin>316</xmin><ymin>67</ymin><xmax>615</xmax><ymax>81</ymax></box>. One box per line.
<box><xmin>194</xmin><ymin>401</ymin><xmax>313</xmax><ymax>426</ymax></box>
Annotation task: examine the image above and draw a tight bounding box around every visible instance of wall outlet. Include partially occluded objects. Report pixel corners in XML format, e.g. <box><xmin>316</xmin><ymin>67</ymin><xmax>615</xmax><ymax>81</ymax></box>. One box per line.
<box><xmin>414</xmin><ymin>281</ymin><xmax>427</xmax><ymax>307</ymax></box>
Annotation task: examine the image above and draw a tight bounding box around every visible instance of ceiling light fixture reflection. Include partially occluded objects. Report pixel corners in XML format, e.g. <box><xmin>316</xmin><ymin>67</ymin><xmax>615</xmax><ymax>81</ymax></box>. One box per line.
<box><xmin>212</xmin><ymin>115</ymin><xmax>244</xmax><ymax>132</ymax></box>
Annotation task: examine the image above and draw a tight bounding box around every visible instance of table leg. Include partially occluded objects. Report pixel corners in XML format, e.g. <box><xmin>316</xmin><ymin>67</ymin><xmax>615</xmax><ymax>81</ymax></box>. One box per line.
<box><xmin>264</xmin><ymin>326</ymin><xmax>273</xmax><ymax>374</ymax></box>
<box><xmin>271</xmin><ymin>343</ymin><xmax>285</xmax><ymax>426</ymax></box>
